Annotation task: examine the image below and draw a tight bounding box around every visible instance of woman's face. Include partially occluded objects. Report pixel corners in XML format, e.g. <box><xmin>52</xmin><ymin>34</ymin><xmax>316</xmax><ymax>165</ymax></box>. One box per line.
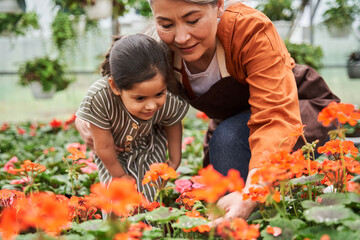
<box><xmin>151</xmin><ymin>0</ymin><xmax>223</xmax><ymax>67</ymax></box>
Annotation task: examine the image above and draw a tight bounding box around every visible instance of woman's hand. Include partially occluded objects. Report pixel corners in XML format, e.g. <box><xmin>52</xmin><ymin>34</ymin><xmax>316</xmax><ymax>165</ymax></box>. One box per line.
<box><xmin>210</xmin><ymin>191</ymin><xmax>258</xmax><ymax>225</ymax></box>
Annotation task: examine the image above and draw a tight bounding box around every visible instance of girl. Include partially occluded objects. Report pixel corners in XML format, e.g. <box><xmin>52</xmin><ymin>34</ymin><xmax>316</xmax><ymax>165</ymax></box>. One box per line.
<box><xmin>76</xmin><ymin>34</ymin><xmax>189</xmax><ymax>203</ymax></box>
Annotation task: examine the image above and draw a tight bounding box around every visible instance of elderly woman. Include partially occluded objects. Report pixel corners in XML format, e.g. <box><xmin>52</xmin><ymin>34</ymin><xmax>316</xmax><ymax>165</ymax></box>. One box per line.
<box><xmin>76</xmin><ymin>0</ymin><xmax>339</xmax><ymax>220</ymax></box>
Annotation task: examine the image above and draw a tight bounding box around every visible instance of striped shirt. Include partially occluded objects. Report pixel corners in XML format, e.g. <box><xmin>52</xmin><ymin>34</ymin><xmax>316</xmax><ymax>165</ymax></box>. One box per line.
<box><xmin>76</xmin><ymin>77</ymin><xmax>189</xmax><ymax>202</ymax></box>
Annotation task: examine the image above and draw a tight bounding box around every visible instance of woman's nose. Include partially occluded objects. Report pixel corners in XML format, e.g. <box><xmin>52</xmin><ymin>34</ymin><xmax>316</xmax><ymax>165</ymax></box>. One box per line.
<box><xmin>174</xmin><ymin>25</ymin><xmax>190</xmax><ymax>44</ymax></box>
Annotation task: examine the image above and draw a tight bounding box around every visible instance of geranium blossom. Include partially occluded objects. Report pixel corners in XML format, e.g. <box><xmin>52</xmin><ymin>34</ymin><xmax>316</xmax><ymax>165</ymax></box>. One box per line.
<box><xmin>196</xmin><ymin>111</ymin><xmax>209</xmax><ymax>120</ymax></box>
<box><xmin>0</xmin><ymin>192</ymin><xmax>70</xmax><ymax>240</ymax></box>
<box><xmin>49</xmin><ymin>118</ymin><xmax>62</xmax><ymax>128</ymax></box>
<box><xmin>3</xmin><ymin>156</ymin><xmax>18</xmax><ymax>172</ymax></box>
<box><xmin>318</xmin><ymin>102</ymin><xmax>360</xmax><ymax>126</ymax></box>
<box><xmin>0</xmin><ymin>189</ymin><xmax>24</xmax><ymax>210</ymax></box>
<box><xmin>90</xmin><ymin>178</ymin><xmax>142</xmax><ymax>215</ymax></box>
<box><xmin>142</xmin><ymin>163</ymin><xmax>177</xmax><ymax>185</ymax></box>
<box><xmin>217</xmin><ymin>218</ymin><xmax>260</xmax><ymax>240</ymax></box>
<box><xmin>191</xmin><ymin>165</ymin><xmax>244</xmax><ymax>203</ymax></box>
<box><xmin>66</xmin><ymin>147</ymin><xmax>86</xmax><ymax>161</ymax></box>
<box><xmin>174</xmin><ymin>179</ymin><xmax>192</xmax><ymax>193</ymax></box>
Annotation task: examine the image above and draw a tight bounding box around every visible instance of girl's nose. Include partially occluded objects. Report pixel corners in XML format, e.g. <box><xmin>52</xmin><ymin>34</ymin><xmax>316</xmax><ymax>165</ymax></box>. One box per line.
<box><xmin>174</xmin><ymin>25</ymin><xmax>190</xmax><ymax>44</ymax></box>
<box><xmin>145</xmin><ymin>101</ymin><xmax>157</xmax><ymax>110</ymax></box>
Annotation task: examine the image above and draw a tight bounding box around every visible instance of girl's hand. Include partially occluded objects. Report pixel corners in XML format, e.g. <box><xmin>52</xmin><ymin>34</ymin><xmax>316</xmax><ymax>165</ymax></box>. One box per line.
<box><xmin>121</xmin><ymin>174</ymin><xmax>136</xmax><ymax>182</ymax></box>
<box><xmin>166</xmin><ymin>159</ymin><xmax>180</xmax><ymax>170</ymax></box>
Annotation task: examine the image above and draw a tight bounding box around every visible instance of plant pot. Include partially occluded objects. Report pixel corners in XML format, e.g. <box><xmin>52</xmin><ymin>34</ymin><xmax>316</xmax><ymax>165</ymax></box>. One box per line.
<box><xmin>84</xmin><ymin>0</ymin><xmax>112</xmax><ymax>20</ymax></box>
<box><xmin>0</xmin><ymin>0</ymin><xmax>23</xmax><ymax>13</ymax></box>
<box><xmin>327</xmin><ymin>25</ymin><xmax>352</xmax><ymax>38</ymax></box>
<box><xmin>30</xmin><ymin>82</ymin><xmax>55</xmax><ymax>99</ymax></box>
<box><xmin>273</xmin><ymin>20</ymin><xmax>292</xmax><ymax>40</ymax></box>
<box><xmin>347</xmin><ymin>58</ymin><xmax>360</xmax><ymax>79</ymax></box>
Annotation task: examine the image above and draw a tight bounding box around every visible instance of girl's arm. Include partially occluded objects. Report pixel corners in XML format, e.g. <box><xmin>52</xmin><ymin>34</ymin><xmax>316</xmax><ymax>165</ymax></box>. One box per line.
<box><xmin>164</xmin><ymin>122</ymin><xmax>183</xmax><ymax>170</ymax></box>
<box><xmin>89</xmin><ymin>123</ymin><xmax>130</xmax><ymax>179</ymax></box>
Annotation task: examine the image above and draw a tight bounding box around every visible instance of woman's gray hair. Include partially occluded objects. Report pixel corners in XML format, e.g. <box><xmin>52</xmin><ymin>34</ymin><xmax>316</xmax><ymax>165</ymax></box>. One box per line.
<box><xmin>147</xmin><ymin>0</ymin><xmax>218</xmax><ymax>6</ymax></box>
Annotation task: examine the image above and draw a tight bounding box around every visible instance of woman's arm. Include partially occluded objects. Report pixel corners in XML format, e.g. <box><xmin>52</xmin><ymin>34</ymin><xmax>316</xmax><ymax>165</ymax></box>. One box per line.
<box><xmin>164</xmin><ymin>122</ymin><xmax>183</xmax><ymax>170</ymax></box>
<box><xmin>90</xmin><ymin>123</ymin><xmax>129</xmax><ymax>178</ymax></box>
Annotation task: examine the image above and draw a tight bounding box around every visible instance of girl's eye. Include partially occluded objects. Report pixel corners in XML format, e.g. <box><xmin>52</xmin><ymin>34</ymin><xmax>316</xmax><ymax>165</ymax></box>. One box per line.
<box><xmin>188</xmin><ymin>19</ymin><xmax>199</xmax><ymax>25</ymax></box>
<box><xmin>156</xmin><ymin>92</ymin><xmax>166</xmax><ymax>97</ymax></box>
<box><xmin>136</xmin><ymin>97</ymin><xmax>145</xmax><ymax>101</ymax></box>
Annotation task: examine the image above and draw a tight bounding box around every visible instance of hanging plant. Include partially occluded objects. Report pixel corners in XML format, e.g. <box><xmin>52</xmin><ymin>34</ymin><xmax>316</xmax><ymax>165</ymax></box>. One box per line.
<box><xmin>0</xmin><ymin>11</ymin><xmax>39</xmax><ymax>36</ymax></box>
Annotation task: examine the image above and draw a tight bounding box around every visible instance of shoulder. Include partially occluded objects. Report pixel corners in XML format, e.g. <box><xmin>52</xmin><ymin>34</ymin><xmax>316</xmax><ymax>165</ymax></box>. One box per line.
<box><xmin>217</xmin><ymin>2</ymin><xmax>277</xmax><ymax>46</ymax></box>
<box><xmin>85</xmin><ymin>78</ymin><xmax>112</xmax><ymax>100</ymax></box>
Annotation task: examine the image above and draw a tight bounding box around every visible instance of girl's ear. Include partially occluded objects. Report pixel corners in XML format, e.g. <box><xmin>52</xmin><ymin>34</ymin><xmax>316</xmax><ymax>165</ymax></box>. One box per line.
<box><xmin>108</xmin><ymin>77</ymin><xmax>121</xmax><ymax>95</ymax></box>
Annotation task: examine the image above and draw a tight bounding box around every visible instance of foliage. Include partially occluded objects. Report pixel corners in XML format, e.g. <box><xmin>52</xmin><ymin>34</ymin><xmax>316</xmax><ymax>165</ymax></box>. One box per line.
<box><xmin>17</xmin><ymin>56</ymin><xmax>74</xmax><ymax>92</ymax></box>
<box><xmin>285</xmin><ymin>40</ymin><xmax>324</xmax><ymax>71</ymax></box>
<box><xmin>0</xmin><ymin>11</ymin><xmax>39</xmax><ymax>36</ymax></box>
<box><xmin>1</xmin><ymin>105</ymin><xmax>360</xmax><ymax>239</ymax></box>
<box><xmin>322</xmin><ymin>0</ymin><xmax>360</xmax><ymax>30</ymax></box>
<box><xmin>51</xmin><ymin>11</ymin><xmax>77</xmax><ymax>54</ymax></box>
<box><xmin>256</xmin><ymin>0</ymin><xmax>295</xmax><ymax>21</ymax></box>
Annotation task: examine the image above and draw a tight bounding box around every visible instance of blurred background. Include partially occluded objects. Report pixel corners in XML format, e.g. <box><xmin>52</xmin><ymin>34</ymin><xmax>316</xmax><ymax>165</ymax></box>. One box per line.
<box><xmin>1</xmin><ymin>0</ymin><xmax>360</xmax><ymax>123</ymax></box>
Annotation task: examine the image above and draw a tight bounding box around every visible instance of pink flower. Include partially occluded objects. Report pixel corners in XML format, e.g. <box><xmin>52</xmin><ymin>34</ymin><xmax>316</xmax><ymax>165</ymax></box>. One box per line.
<box><xmin>78</xmin><ymin>159</ymin><xmax>98</xmax><ymax>174</ymax></box>
<box><xmin>192</xmin><ymin>182</ymin><xmax>205</xmax><ymax>189</ymax></box>
<box><xmin>4</xmin><ymin>156</ymin><xmax>18</xmax><ymax>172</ymax></box>
<box><xmin>182</xmin><ymin>136</ymin><xmax>195</xmax><ymax>150</ymax></box>
<box><xmin>10</xmin><ymin>177</ymin><xmax>31</xmax><ymax>185</ymax></box>
<box><xmin>175</xmin><ymin>179</ymin><xmax>192</xmax><ymax>193</ymax></box>
<box><xmin>67</xmin><ymin>142</ymin><xmax>87</xmax><ymax>153</ymax></box>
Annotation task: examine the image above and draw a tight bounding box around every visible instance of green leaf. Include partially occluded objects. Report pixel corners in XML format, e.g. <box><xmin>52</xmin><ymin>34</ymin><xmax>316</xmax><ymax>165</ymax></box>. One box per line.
<box><xmin>261</xmin><ymin>215</ymin><xmax>305</xmax><ymax>240</ymax></box>
<box><xmin>298</xmin><ymin>226</ymin><xmax>360</xmax><ymax>240</ymax></box>
<box><xmin>71</xmin><ymin>219</ymin><xmax>109</xmax><ymax>235</ymax></box>
<box><xmin>145</xmin><ymin>207</ymin><xmax>184</xmax><ymax>223</ymax></box>
<box><xmin>171</xmin><ymin>215</ymin><xmax>208</xmax><ymax>229</ymax></box>
<box><xmin>314</xmin><ymin>193</ymin><xmax>353</xmax><ymax>206</ymax></box>
<box><xmin>141</xmin><ymin>228</ymin><xmax>163</xmax><ymax>240</ymax></box>
<box><xmin>342</xmin><ymin>219</ymin><xmax>360</xmax><ymax>231</ymax></box>
<box><xmin>301</xmin><ymin>200</ymin><xmax>321</xmax><ymax>209</ymax></box>
<box><xmin>127</xmin><ymin>213</ymin><xmax>147</xmax><ymax>223</ymax></box>
<box><xmin>304</xmin><ymin>205</ymin><xmax>356</xmax><ymax>224</ymax></box>
<box><xmin>288</xmin><ymin>173</ymin><xmax>324</xmax><ymax>186</ymax></box>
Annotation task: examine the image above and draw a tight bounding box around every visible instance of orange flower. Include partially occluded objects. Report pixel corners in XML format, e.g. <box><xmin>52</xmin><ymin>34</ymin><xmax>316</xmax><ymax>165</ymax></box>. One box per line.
<box><xmin>0</xmin><ymin>192</ymin><xmax>70</xmax><ymax>239</ymax></box>
<box><xmin>142</xmin><ymin>163</ymin><xmax>177</xmax><ymax>185</ymax></box>
<box><xmin>0</xmin><ymin>189</ymin><xmax>24</xmax><ymax>210</ymax></box>
<box><xmin>182</xmin><ymin>210</ymin><xmax>210</xmax><ymax>233</ymax></box>
<box><xmin>243</xmin><ymin>186</ymin><xmax>270</xmax><ymax>203</ymax></box>
<box><xmin>90</xmin><ymin>178</ymin><xmax>141</xmax><ymax>216</ymax></box>
<box><xmin>318</xmin><ymin>102</ymin><xmax>360</xmax><ymax>126</ymax></box>
<box><xmin>290</xmin><ymin>124</ymin><xmax>306</xmax><ymax>137</ymax></box>
<box><xmin>217</xmin><ymin>218</ymin><xmax>260</xmax><ymax>240</ymax></box>
<box><xmin>191</xmin><ymin>165</ymin><xmax>229</xmax><ymax>203</ymax></box>
<box><xmin>66</xmin><ymin>147</ymin><xmax>86</xmax><ymax>161</ymax></box>
<box><xmin>266</xmin><ymin>226</ymin><xmax>282</xmax><ymax>237</ymax></box>
<box><xmin>320</xmin><ymin>234</ymin><xmax>331</xmax><ymax>240</ymax></box>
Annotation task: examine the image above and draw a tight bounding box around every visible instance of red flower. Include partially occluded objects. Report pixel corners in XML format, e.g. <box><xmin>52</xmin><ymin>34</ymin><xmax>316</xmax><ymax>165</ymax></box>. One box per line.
<box><xmin>49</xmin><ymin>118</ymin><xmax>62</xmax><ymax>128</ymax></box>
<box><xmin>196</xmin><ymin>111</ymin><xmax>209</xmax><ymax>121</ymax></box>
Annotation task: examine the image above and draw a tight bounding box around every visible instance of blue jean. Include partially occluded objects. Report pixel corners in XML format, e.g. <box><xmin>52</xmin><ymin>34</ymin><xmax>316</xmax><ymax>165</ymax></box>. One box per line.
<box><xmin>208</xmin><ymin>112</ymin><xmax>251</xmax><ymax>182</ymax></box>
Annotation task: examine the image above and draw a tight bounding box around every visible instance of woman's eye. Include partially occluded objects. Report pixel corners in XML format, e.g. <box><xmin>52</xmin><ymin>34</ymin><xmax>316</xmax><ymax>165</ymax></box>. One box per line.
<box><xmin>188</xmin><ymin>19</ymin><xmax>199</xmax><ymax>25</ymax></box>
<box><xmin>161</xmin><ymin>24</ymin><xmax>173</xmax><ymax>29</ymax></box>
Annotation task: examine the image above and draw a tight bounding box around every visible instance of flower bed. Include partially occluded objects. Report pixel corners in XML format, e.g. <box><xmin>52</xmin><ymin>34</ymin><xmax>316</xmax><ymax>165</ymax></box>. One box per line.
<box><xmin>0</xmin><ymin>103</ymin><xmax>360</xmax><ymax>240</ymax></box>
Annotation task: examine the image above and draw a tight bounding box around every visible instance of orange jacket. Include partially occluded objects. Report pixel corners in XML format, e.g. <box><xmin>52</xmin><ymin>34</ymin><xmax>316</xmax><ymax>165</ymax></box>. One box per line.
<box><xmin>216</xmin><ymin>2</ymin><xmax>302</xmax><ymax>169</ymax></box>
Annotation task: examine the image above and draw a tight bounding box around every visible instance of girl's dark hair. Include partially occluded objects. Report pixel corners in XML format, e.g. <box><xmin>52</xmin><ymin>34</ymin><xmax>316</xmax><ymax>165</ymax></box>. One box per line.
<box><xmin>100</xmin><ymin>34</ymin><xmax>173</xmax><ymax>91</ymax></box>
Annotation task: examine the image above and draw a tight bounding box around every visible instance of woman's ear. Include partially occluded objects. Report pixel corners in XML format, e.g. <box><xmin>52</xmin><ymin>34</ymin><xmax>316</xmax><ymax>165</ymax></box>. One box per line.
<box><xmin>217</xmin><ymin>0</ymin><xmax>224</xmax><ymax>17</ymax></box>
<box><xmin>108</xmin><ymin>77</ymin><xmax>121</xmax><ymax>95</ymax></box>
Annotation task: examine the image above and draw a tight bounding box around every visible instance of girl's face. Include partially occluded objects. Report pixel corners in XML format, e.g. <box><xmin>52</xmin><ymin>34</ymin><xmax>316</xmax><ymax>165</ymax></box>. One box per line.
<box><xmin>117</xmin><ymin>73</ymin><xmax>167</xmax><ymax>120</ymax></box>
<box><xmin>151</xmin><ymin>0</ymin><xmax>223</xmax><ymax>68</ymax></box>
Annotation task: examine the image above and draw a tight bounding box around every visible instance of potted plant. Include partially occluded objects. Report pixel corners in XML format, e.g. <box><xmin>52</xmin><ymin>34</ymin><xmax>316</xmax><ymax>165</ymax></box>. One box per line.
<box><xmin>17</xmin><ymin>56</ymin><xmax>74</xmax><ymax>99</ymax></box>
<box><xmin>256</xmin><ymin>0</ymin><xmax>295</xmax><ymax>40</ymax></box>
<box><xmin>0</xmin><ymin>0</ymin><xmax>24</xmax><ymax>13</ymax></box>
<box><xmin>285</xmin><ymin>40</ymin><xmax>324</xmax><ymax>71</ymax></box>
<box><xmin>0</xmin><ymin>11</ymin><xmax>39</xmax><ymax>37</ymax></box>
<box><xmin>347</xmin><ymin>51</ymin><xmax>360</xmax><ymax>79</ymax></box>
<box><xmin>322</xmin><ymin>0</ymin><xmax>359</xmax><ymax>38</ymax></box>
